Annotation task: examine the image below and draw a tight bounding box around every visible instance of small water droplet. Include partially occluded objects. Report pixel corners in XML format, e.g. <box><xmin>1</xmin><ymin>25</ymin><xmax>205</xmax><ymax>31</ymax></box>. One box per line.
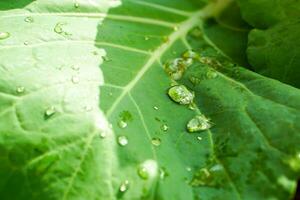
<box><xmin>71</xmin><ymin>76</ymin><xmax>80</xmax><ymax>84</ymax></box>
<box><xmin>45</xmin><ymin>106</ymin><xmax>56</xmax><ymax>117</ymax></box>
<box><xmin>16</xmin><ymin>86</ymin><xmax>25</xmax><ymax>94</ymax></box>
<box><xmin>54</xmin><ymin>22</ymin><xmax>71</xmax><ymax>36</ymax></box>
<box><xmin>187</xmin><ymin>115</ymin><xmax>212</xmax><ymax>133</ymax></box>
<box><xmin>186</xmin><ymin>166</ymin><xmax>192</xmax><ymax>172</ymax></box>
<box><xmin>206</xmin><ymin>71</ymin><xmax>218</xmax><ymax>79</ymax></box>
<box><xmin>164</xmin><ymin>58</ymin><xmax>192</xmax><ymax>80</ymax></box>
<box><xmin>159</xmin><ymin>168</ymin><xmax>169</xmax><ymax>180</ymax></box>
<box><xmin>182</xmin><ymin>50</ymin><xmax>199</xmax><ymax>60</ymax></box>
<box><xmin>118</xmin><ymin>135</ymin><xmax>128</xmax><ymax>146</ymax></box>
<box><xmin>99</xmin><ymin>132</ymin><xmax>107</xmax><ymax>138</ymax></box>
<box><xmin>160</xmin><ymin>124</ymin><xmax>169</xmax><ymax>132</ymax></box>
<box><xmin>144</xmin><ymin>36</ymin><xmax>149</xmax><ymax>41</ymax></box>
<box><xmin>23</xmin><ymin>41</ymin><xmax>29</xmax><ymax>45</ymax></box>
<box><xmin>83</xmin><ymin>105</ymin><xmax>93</xmax><ymax>112</ymax></box>
<box><xmin>138</xmin><ymin>166</ymin><xmax>148</xmax><ymax>179</ymax></box>
<box><xmin>163</xmin><ymin>36</ymin><xmax>169</xmax><ymax>43</ymax></box>
<box><xmin>24</xmin><ymin>16</ymin><xmax>34</xmax><ymax>23</ymax></box>
<box><xmin>189</xmin><ymin>76</ymin><xmax>201</xmax><ymax>86</ymax></box>
<box><xmin>0</xmin><ymin>32</ymin><xmax>10</xmax><ymax>40</ymax></box>
<box><xmin>71</xmin><ymin>65</ymin><xmax>80</xmax><ymax>71</ymax></box>
<box><xmin>197</xmin><ymin>136</ymin><xmax>202</xmax><ymax>141</ymax></box>
<box><xmin>118</xmin><ymin>120</ymin><xmax>127</xmax><ymax>129</ymax></box>
<box><xmin>188</xmin><ymin>103</ymin><xmax>197</xmax><ymax>110</ymax></box>
<box><xmin>119</xmin><ymin>180</ymin><xmax>129</xmax><ymax>192</ymax></box>
<box><xmin>153</xmin><ymin>106</ymin><xmax>159</xmax><ymax>110</ymax></box>
<box><xmin>168</xmin><ymin>85</ymin><xmax>195</xmax><ymax>105</ymax></box>
<box><xmin>74</xmin><ymin>2</ymin><xmax>79</xmax><ymax>8</ymax></box>
<box><xmin>151</xmin><ymin>137</ymin><xmax>161</xmax><ymax>146</ymax></box>
<box><xmin>173</xmin><ymin>26</ymin><xmax>178</xmax><ymax>31</ymax></box>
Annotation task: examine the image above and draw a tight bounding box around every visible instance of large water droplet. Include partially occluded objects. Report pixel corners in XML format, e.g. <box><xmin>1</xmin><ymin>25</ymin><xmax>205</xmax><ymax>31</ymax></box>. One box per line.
<box><xmin>187</xmin><ymin>115</ymin><xmax>212</xmax><ymax>133</ymax></box>
<box><xmin>24</xmin><ymin>16</ymin><xmax>34</xmax><ymax>23</ymax></box>
<box><xmin>164</xmin><ymin>58</ymin><xmax>192</xmax><ymax>80</ymax></box>
<box><xmin>45</xmin><ymin>106</ymin><xmax>56</xmax><ymax>117</ymax></box>
<box><xmin>16</xmin><ymin>86</ymin><xmax>25</xmax><ymax>94</ymax></box>
<box><xmin>118</xmin><ymin>136</ymin><xmax>128</xmax><ymax>146</ymax></box>
<box><xmin>0</xmin><ymin>32</ymin><xmax>10</xmax><ymax>40</ymax></box>
<box><xmin>151</xmin><ymin>137</ymin><xmax>161</xmax><ymax>146</ymax></box>
<box><xmin>137</xmin><ymin>160</ymin><xmax>158</xmax><ymax>180</ymax></box>
<box><xmin>168</xmin><ymin>85</ymin><xmax>194</xmax><ymax>105</ymax></box>
<box><xmin>119</xmin><ymin>180</ymin><xmax>129</xmax><ymax>192</ymax></box>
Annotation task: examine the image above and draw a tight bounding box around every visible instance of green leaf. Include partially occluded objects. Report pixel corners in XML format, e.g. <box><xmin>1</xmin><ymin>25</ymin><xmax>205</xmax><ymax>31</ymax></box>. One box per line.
<box><xmin>237</xmin><ymin>0</ymin><xmax>300</xmax><ymax>88</ymax></box>
<box><xmin>0</xmin><ymin>0</ymin><xmax>299</xmax><ymax>200</ymax></box>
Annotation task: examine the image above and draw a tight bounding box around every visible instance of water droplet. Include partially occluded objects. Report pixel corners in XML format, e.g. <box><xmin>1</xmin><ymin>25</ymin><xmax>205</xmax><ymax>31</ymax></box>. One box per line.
<box><xmin>119</xmin><ymin>180</ymin><xmax>129</xmax><ymax>192</ymax></box>
<box><xmin>74</xmin><ymin>2</ymin><xmax>79</xmax><ymax>8</ymax></box>
<box><xmin>23</xmin><ymin>41</ymin><xmax>29</xmax><ymax>45</ymax></box>
<box><xmin>163</xmin><ymin>36</ymin><xmax>169</xmax><ymax>43</ymax></box>
<box><xmin>71</xmin><ymin>65</ymin><xmax>80</xmax><ymax>71</ymax></box>
<box><xmin>206</xmin><ymin>71</ymin><xmax>218</xmax><ymax>79</ymax></box>
<box><xmin>189</xmin><ymin>168</ymin><xmax>211</xmax><ymax>187</ymax></box>
<box><xmin>54</xmin><ymin>22</ymin><xmax>71</xmax><ymax>36</ymax></box>
<box><xmin>144</xmin><ymin>36</ymin><xmax>149</xmax><ymax>41</ymax></box>
<box><xmin>164</xmin><ymin>58</ymin><xmax>192</xmax><ymax>80</ymax></box>
<box><xmin>45</xmin><ymin>106</ymin><xmax>56</xmax><ymax>117</ymax></box>
<box><xmin>99</xmin><ymin>132</ymin><xmax>107</xmax><ymax>138</ymax></box>
<box><xmin>71</xmin><ymin>76</ymin><xmax>80</xmax><ymax>84</ymax></box>
<box><xmin>197</xmin><ymin>136</ymin><xmax>202</xmax><ymax>141</ymax></box>
<box><xmin>16</xmin><ymin>86</ymin><xmax>25</xmax><ymax>94</ymax></box>
<box><xmin>118</xmin><ymin>135</ymin><xmax>128</xmax><ymax>146</ymax></box>
<box><xmin>153</xmin><ymin>106</ymin><xmax>159</xmax><ymax>110</ymax></box>
<box><xmin>151</xmin><ymin>137</ymin><xmax>161</xmax><ymax>146</ymax></box>
<box><xmin>188</xmin><ymin>103</ymin><xmax>197</xmax><ymax>110</ymax></box>
<box><xmin>118</xmin><ymin>120</ymin><xmax>127</xmax><ymax>129</ymax></box>
<box><xmin>0</xmin><ymin>32</ymin><xmax>10</xmax><ymax>40</ymax></box>
<box><xmin>24</xmin><ymin>16</ymin><xmax>34</xmax><ymax>23</ymax></box>
<box><xmin>182</xmin><ymin>50</ymin><xmax>199</xmax><ymax>60</ymax></box>
<box><xmin>168</xmin><ymin>85</ymin><xmax>194</xmax><ymax>105</ymax></box>
<box><xmin>160</xmin><ymin>124</ymin><xmax>169</xmax><ymax>132</ymax></box>
<box><xmin>83</xmin><ymin>105</ymin><xmax>93</xmax><ymax>112</ymax></box>
<box><xmin>186</xmin><ymin>166</ymin><xmax>192</xmax><ymax>172</ymax></box>
<box><xmin>190</xmin><ymin>27</ymin><xmax>202</xmax><ymax>38</ymax></box>
<box><xmin>189</xmin><ymin>76</ymin><xmax>201</xmax><ymax>86</ymax></box>
<box><xmin>173</xmin><ymin>26</ymin><xmax>178</xmax><ymax>31</ymax></box>
<box><xmin>187</xmin><ymin>115</ymin><xmax>212</xmax><ymax>133</ymax></box>
<box><xmin>159</xmin><ymin>168</ymin><xmax>169</xmax><ymax>180</ymax></box>
<box><xmin>137</xmin><ymin>160</ymin><xmax>158</xmax><ymax>180</ymax></box>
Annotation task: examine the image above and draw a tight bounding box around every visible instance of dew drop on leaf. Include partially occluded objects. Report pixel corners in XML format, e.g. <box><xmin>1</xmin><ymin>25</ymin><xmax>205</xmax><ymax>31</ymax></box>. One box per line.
<box><xmin>144</xmin><ymin>36</ymin><xmax>149</xmax><ymax>41</ymax></box>
<box><xmin>71</xmin><ymin>65</ymin><xmax>80</xmax><ymax>71</ymax></box>
<box><xmin>118</xmin><ymin>120</ymin><xmax>127</xmax><ymax>129</ymax></box>
<box><xmin>160</xmin><ymin>124</ymin><xmax>169</xmax><ymax>132</ymax></box>
<box><xmin>206</xmin><ymin>70</ymin><xmax>218</xmax><ymax>79</ymax></box>
<box><xmin>197</xmin><ymin>136</ymin><xmax>202</xmax><ymax>141</ymax></box>
<box><xmin>186</xmin><ymin>166</ymin><xmax>192</xmax><ymax>172</ymax></box>
<box><xmin>71</xmin><ymin>76</ymin><xmax>80</xmax><ymax>84</ymax></box>
<box><xmin>153</xmin><ymin>106</ymin><xmax>159</xmax><ymax>110</ymax></box>
<box><xmin>0</xmin><ymin>32</ymin><xmax>10</xmax><ymax>40</ymax></box>
<box><xmin>23</xmin><ymin>41</ymin><xmax>29</xmax><ymax>46</ymax></box>
<box><xmin>164</xmin><ymin>58</ymin><xmax>191</xmax><ymax>80</ymax></box>
<box><xmin>74</xmin><ymin>2</ymin><xmax>79</xmax><ymax>8</ymax></box>
<box><xmin>24</xmin><ymin>16</ymin><xmax>34</xmax><ymax>23</ymax></box>
<box><xmin>173</xmin><ymin>26</ymin><xmax>178</xmax><ymax>31</ymax></box>
<box><xmin>182</xmin><ymin>50</ymin><xmax>199</xmax><ymax>60</ymax></box>
<box><xmin>187</xmin><ymin>115</ymin><xmax>212</xmax><ymax>133</ymax></box>
<box><xmin>151</xmin><ymin>137</ymin><xmax>161</xmax><ymax>146</ymax></box>
<box><xmin>83</xmin><ymin>105</ymin><xmax>93</xmax><ymax>112</ymax></box>
<box><xmin>137</xmin><ymin>160</ymin><xmax>158</xmax><ymax>180</ymax></box>
<box><xmin>168</xmin><ymin>85</ymin><xmax>195</xmax><ymax>105</ymax></box>
<box><xmin>16</xmin><ymin>86</ymin><xmax>25</xmax><ymax>94</ymax></box>
<box><xmin>45</xmin><ymin>106</ymin><xmax>56</xmax><ymax>117</ymax></box>
<box><xmin>99</xmin><ymin>132</ymin><xmax>107</xmax><ymax>138</ymax></box>
<box><xmin>118</xmin><ymin>135</ymin><xmax>128</xmax><ymax>146</ymax></box>
<box><xmin>119</xmin><ymin>180</ymin><xmax>129</xmax><ymax>192</ymax></box>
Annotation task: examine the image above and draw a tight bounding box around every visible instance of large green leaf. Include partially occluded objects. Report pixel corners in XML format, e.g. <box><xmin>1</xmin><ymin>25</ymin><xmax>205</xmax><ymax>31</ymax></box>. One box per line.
<box><xmin>237</xmin><ymin>0</ymin><xmax>300</xmax><ymax>88</ymax></box>
<box><xmin>0</xmin><ymin>0</ymin><xmax>299</xmax><ymax>200</ymax></box>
